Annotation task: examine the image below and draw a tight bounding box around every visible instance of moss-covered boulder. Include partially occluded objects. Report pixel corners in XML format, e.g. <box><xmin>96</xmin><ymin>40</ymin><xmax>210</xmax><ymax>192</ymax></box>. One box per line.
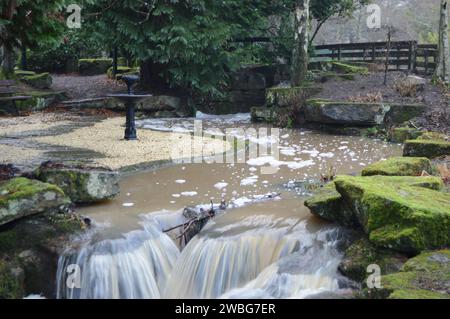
<box><xmin>0</xmin><ymin>178</ymin><xmax>71</xmax><ymax>226</ymax></box>
<box><xmin>35</xmin><ymin>164</ymin><xmax>120</xmax><ymax>204</ymax></box>
<box><xmin>339</xmin><ymin>238</ymin><xmax>407</xmax><ymax>283</ymax></box>
<box><xmin>389</xmin><ymin>127</ymin><xmax>425</xmax><ymax>143</ymax></box>
<box><xmin>368</xmin><ymin>250</ymin><xmax>450</xmax><ymax>299</ymax></box>
<box><xmin>404</xmin><ymin>139</ymin><xmax>450</xmax><ymax>158</ymax></box>
<box><xmin>78</xmin><ymin>58</ymin><xmax>112</xmax><ymax>76</ymax></box>
<box><xmin>334</xmin><ymin>175</ymin><xmax>449</xmax><ymax>254</ymax></box>
<box><xmin>14</xmin><ymin>91</ymin><xmax>68</xmax><ymax>113</ymax></box>
<box><xmin>362</xmin><ymin>157</ymin><xmax>432</xmax><ymax>176</ymax></box>
<box><xmin>304</xmin><ymin>183</ymin><xmax>356</xmax><ymax>227</ymax></box>
<box><xmin>21</xmin><ymin>73</ymin><xmax>52</xmax><ymax>89</ymax></box>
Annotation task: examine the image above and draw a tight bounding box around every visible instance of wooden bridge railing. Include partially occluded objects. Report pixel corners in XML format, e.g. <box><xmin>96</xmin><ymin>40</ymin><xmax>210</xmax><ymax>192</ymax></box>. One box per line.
<box><xmin>312</xmin><ymin>41</ymin><xmax>438</xmax><ymax>75</ymax></box>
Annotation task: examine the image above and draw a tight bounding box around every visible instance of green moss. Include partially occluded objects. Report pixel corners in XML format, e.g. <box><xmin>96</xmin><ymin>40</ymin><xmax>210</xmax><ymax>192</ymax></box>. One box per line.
<box><xmin>389</xmin><ymin>127</ymin><xmax>425</xmax><ymax>143</ymax></box>
<box><xmin>331</xmin><ymin>61</ymin><xmax>369</xmax><ymax>75</ymax></box>
<box><xmin>362</xmin><ymin>157</ymin><xmax>432</xmax><ymax>176</ymax></box>
<box><xmin>404</xmin><ymin>139</ymin><xmax>450</xmax><ymax>158</ymax></box>
<box><xmin>266</xmin><ymin>86</ymin><xmax>322</xmax><ymax>108</ymax></box>
<box><xmin>339</xmin><ymin>238</ymin><xmax>406</xmax><ymax>283</ymax></box>
<box><xmin>78</xmin><ymin>58</ymin><xmax>112</xmax><ymax>64</ymax></box>
<box><xmin>22</xmin><ymin>72</ymin><xmax>49</xmax><ymax>81</ymax></box>
<box><xmin>369</xmin><ymin>249</ymin><xmax>450</xmax><ymax>299</ymax></box>
<box><xmin>14</xmin><ymin>70</ymin><xmax>36</xmax><ymax>78</ymax></box>
<box><xmin>334</xmin><ymin>175</ymin><xmax>450</xmax><ymax>253</ymax></box>
<box><xmin>304</xmin><ymin>183</ymin><xmax>357</xmax><ymax>227</ymax></box>
<box><xmin>417</xmin><ymin>132</ymin><xmax>448</xmax><ymax>141</ymax></box>
<box><xmin>0</xmin><ymin>259</ymin><xmax>23</xmax><ymax>299</ymax></box>
<box><xmin>0</xmin><ymin>178</ymin><xmax>65</xmax><ymax>208</ymax></box>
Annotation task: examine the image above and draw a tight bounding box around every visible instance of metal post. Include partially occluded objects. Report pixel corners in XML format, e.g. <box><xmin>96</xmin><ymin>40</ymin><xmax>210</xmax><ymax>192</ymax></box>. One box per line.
<box><xmin>125</xmin><ymin>101</ymin><xmax>137</xmax><ymax>140</ymax></box>
<box><xmin>112</xmin><ymin>46</ymin><xmax>118</xmax><ymax>77</ymax></box>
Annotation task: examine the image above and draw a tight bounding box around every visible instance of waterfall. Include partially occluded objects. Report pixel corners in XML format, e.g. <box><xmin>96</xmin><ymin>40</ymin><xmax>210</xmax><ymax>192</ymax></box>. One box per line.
<box><xmin>163</xmin><ymin>218</ymin><xmax>348</xmax><ymax>299</ymax></box>
<box><xmin>57</xmin><ymin>212</ymin><xmax>182</xmax><ymax>299</ymax></box>
<box><xmin>57</xmin><ymin>211</ymin><xmax>352</xmax><ymax>299</ymax></box>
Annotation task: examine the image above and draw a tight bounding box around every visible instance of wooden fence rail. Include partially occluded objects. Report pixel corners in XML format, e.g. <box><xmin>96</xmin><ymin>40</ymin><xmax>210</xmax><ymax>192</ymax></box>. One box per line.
<box><xmin>312</xmin><ymin>41</ymin><xmax>438</xmax><ymax>75</ymax></box>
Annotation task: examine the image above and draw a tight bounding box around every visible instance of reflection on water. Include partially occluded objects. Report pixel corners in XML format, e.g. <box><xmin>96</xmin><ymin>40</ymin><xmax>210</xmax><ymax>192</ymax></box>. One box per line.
<box><xmin>58</xmin><ymin>115</ymin><xmax>401</xmax><ymax>299</ymax></box>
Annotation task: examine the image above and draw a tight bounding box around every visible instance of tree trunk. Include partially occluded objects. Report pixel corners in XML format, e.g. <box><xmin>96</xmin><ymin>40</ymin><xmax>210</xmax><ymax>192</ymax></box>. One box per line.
<box><xmin>291</xmin><ymin>0</ymin><xmax>310</xmax><ymax>87</ymax></box>
<box><xmin>435</xmin><ymin>0</ymin><xmax>450</xmax><ymax>83</ymax></box>
<box><xmin>1</xmin><ymin>46</ymin><xmax>17</xmax><ymax>78</ymax></box>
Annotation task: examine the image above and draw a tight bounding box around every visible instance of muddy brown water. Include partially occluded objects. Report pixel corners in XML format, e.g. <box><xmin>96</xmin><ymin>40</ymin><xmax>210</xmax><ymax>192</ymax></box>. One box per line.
<box><xmin>79</xmin><ymin>125</ymin><xmax>401</xmax><ymax>239</ymax></box>
<box><xmin>63</xmin><ymin>116</ymin><xmax>402</xmax><ymax>299</ymax></box>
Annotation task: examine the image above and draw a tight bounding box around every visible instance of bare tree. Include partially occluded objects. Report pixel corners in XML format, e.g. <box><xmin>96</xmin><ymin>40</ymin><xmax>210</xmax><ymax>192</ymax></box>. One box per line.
<box><xmin>291</xmin><ymin>0</ymin><xmax>310</xmax><ymax>87</ymax></box>
<box><xmin>434</xmin><ymin>0</ymin><xmax>449</xmax><ymax>83</ymax></box>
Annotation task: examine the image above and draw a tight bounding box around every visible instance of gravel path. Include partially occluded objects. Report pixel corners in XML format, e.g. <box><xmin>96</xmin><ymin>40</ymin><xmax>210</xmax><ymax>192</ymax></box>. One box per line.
<box><xmin>51</xmin><ymin>74</ymin><xmax>126</xmax><ymax>100</ymax></box>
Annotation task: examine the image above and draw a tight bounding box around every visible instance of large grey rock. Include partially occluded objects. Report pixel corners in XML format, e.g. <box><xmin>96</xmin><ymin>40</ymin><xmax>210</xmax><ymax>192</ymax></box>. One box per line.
<box><xmin>35</xmin><ymin>164</ymin><xmax>120</xmax><ymax>204</ymax></box>
<box><xmin>0</xmin><ymin>178</ymin><xmax>70</xmax><ymax>226</ymax></box>
<box><xmin>304</xmin><ymin>100</ymin><xmax>390</xmax><ymax>126</ymax></box>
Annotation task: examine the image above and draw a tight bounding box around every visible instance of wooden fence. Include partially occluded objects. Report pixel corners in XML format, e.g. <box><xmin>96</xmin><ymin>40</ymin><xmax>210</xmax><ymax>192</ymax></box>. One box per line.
<box><xmin>312</xmin><ymin>41</ymin><xmax>438</xmax><ymax>75</ymax></box>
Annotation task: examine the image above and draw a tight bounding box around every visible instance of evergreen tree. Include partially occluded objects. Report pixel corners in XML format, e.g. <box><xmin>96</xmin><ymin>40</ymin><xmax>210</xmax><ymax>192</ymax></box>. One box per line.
<box><xmin>0</xmin><ymin>0</ymin><xmax>68</xmax><ymax>77</ymax></box>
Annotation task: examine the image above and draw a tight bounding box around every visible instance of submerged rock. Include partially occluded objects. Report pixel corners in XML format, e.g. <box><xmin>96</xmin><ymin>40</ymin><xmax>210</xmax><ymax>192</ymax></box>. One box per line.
<box><xmin>404</xmin><ymin>139</ymin><xmax>450</xmax><ymax>159</ymax></box>
<box><xmin>339</xmin><ymin>238</ymin><xmax>407</xmax><ymax>283</ymax></box>
<box><xmin>0</xmin><ymin>177</ymin><xmax>71</xmax><ymax>226</ymax></box>
<box><xmin>306</xmin><ymin>175</ymin><xmax>449</xmax><ymax>254</ymax></box>
<box><xmin>368</xmin><ymin>249</ymin><xmax>450</xmax><ymax>299</ymax></box>
<box><xmin>35</xmin><ymin>163</ymin><xmax>120</xmax><ymax>204</ymax></box>
<box><xmin>362</xmin><ymin>157</ymin><xmax>432</xmax><ymax>176</ymax></box>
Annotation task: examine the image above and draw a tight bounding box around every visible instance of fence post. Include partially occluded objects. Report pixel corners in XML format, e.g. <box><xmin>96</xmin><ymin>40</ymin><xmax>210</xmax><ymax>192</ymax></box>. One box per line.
<box><xmin>407</xmin><ymin>42</ymin><xmax>412</xmax><ymax>71</ymax></box>
<box><xmin>338</xmin><ymin>44</ymin><xmax>342</xmax><ymax>61</ymax></box>
<box><xmin>372</xmin><ymin>43</ymin><xmax>376</xmax><ymax>62</ymax></box>
<box><xmin>412</xmin><ymin>41</ymin><xmax>417</xmax><ymax>73</ymax></box>
<box><xmin>424</xmin><ymin>49</ymin><xmax>429</xmax><ymax>74</ymax></box>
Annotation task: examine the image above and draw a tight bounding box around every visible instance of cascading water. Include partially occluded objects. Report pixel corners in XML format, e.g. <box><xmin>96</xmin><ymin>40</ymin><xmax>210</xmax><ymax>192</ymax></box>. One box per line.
<box><xmin>55</xmin><ymin>114</ymin><xmax>400</xmax><ymax>299</ymax></box>
<box><xmin>57</xmin><ymin>210</ymin><xmax>354</xmax><ymax>299</ymax></box>
<box><xmin>57</xmin><ymin>212</ymin><xmax>182</xmax><ymax>299</ymax></box>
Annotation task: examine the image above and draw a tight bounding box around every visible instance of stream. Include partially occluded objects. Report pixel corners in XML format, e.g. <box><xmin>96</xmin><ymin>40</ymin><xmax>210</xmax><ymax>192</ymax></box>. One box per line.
<box><xmin>56</xmin><ymin>113</ymin><xmax>402</xmax><ymax>299</ymax></box>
